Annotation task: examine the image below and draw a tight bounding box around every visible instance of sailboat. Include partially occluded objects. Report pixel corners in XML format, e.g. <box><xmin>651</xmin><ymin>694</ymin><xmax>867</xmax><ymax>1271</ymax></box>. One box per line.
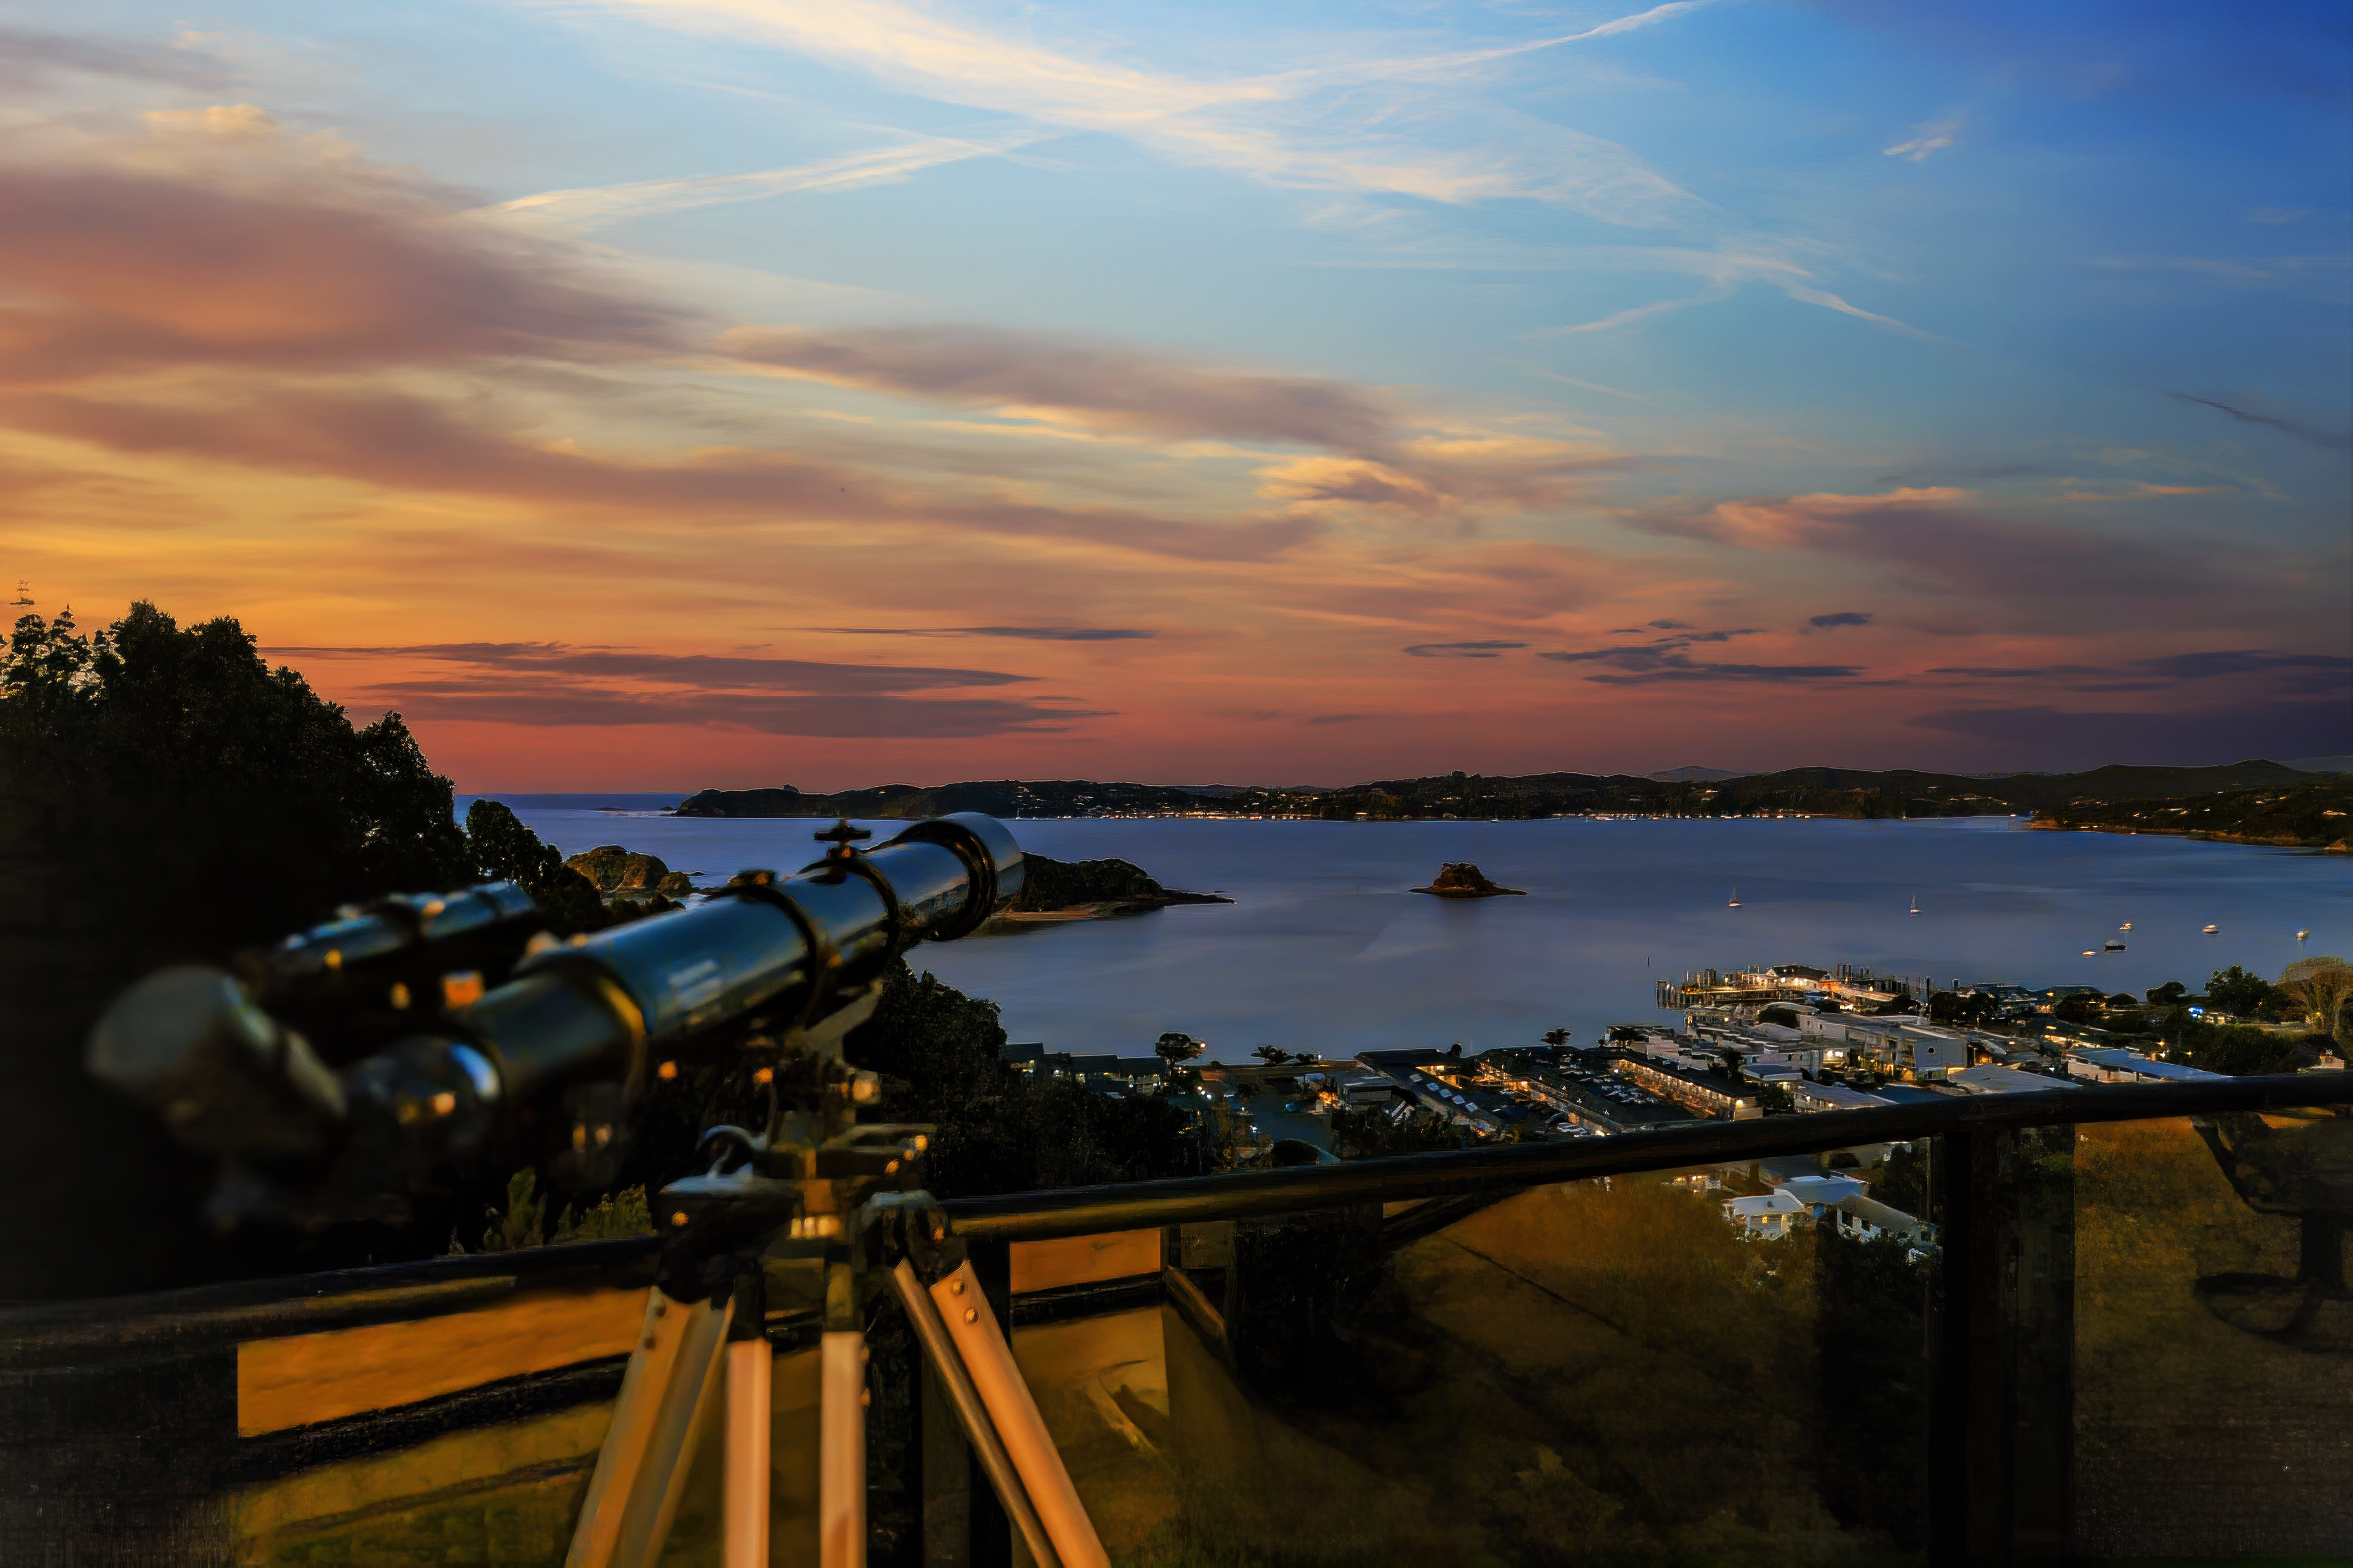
<box><xmin>1728</xmin><ymin>887</ymin><xmax>1741</xmax><ymax>908</ymax></box>
<box><xmin>2298</xmin><ymin>929</ymin><xmax>2311</xmax><ymax>941</ymax></box>
<box><xmin>1908</xmin><ymin>894</ymin><xmax>1920</xmax><ymax>916</ymax></box>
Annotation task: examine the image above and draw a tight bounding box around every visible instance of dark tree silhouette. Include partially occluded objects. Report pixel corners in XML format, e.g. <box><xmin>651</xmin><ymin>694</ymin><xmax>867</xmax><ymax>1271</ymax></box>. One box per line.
<box><xmin>1</xmin><ymin>603</ymin><xmax>478</xmax><ymax>1297</ymax></box>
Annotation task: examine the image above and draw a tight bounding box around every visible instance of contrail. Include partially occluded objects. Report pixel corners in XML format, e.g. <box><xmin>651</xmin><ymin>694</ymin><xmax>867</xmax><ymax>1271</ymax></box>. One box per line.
<box><xmin>480</xmin><ymin>133</ymin><xmax>1052</xmax><ymax>230</ymax></box>
<box><xmin>2169</xmin><ymin>392</ymin><xmax>2352</xmax><ymax>451</ymax></box>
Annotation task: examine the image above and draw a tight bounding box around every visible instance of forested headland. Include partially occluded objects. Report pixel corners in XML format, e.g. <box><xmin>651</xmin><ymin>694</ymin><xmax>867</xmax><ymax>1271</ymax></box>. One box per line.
<box><xmin>676</xmin><ymin>757</ymin><xmax>2332</xmax><ymax>823</ymax></box>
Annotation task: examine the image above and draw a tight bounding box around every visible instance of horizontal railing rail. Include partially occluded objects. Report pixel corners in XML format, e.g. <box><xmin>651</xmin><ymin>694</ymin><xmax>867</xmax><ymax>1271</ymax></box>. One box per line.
<box><xmin>4</xmin><ymin>1071</ymin><xmax>2346</xmax><ymax>1355</ymax></box>
<box><xmin>941</xmin><ymin>1072</ymin><xmax>2353</xmax><ymax>1242</ymax></box>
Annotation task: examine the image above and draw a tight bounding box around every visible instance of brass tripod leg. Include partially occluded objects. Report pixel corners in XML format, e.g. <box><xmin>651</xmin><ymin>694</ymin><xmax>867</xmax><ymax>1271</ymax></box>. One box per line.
<box><xmin>928</xmin><ymin>1262</ymin><xmax>1109</xmax><ymax>1568</ymax></box>
<box><xmin>890</xmin><ymin>1261</ymin><xmax>1063</xmax><ymax>1568</ymax></box>
<box><xmin>568</xmin><ymin>1287</ymin><xmax>734</xmax><ymax>1568</ymax></box>
<box><xmin>818</xmin><ymin>1330</ymin><xmax>867</xmax><ymax>1568</ymax></box>
<box><xmin>723</xmin><ymin>1338</ymin><xmax>774</xmax><ymax>1568</ymax></box>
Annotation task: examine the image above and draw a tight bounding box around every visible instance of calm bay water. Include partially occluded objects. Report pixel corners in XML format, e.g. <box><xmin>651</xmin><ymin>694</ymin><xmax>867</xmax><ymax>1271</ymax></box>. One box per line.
<box><xmin>468</xmin><ymin>800</ymin><xmax>2351</xmax><ymax>1063</ymax></box>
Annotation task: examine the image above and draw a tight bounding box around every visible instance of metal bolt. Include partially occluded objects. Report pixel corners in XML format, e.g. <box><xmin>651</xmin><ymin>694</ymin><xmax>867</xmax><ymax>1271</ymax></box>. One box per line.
<box><xmin>962</xmin><ymin>1308</ymin><xmax>978</xmax><ymax>1324</ymax></box>
<box><xmin>949</xmin><ymin>1278</ymin><xmax>965</xmax><ymax>1294</ymax></box>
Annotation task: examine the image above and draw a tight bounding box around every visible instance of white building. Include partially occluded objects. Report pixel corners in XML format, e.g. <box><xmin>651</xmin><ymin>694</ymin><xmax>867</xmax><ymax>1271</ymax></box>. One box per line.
<box><xmin>1722</xmin><ymin>1188</ymin><xmax>1808</xmax><ymax>1241</ymax></box>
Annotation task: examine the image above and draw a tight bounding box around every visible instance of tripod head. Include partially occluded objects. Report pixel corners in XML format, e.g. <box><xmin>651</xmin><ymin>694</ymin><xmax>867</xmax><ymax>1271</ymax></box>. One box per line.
<box><xmin>87</xmin><ymin>812</ymin><xmax>1023</xmax><ymax>1229</ymax></box>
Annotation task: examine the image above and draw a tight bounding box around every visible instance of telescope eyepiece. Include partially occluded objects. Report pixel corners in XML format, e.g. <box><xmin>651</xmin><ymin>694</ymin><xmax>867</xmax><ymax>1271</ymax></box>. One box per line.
<box><xmin>87</xmin><ymin>965</ymin><xmax>346</xmax><ymax>1161</ymax></box>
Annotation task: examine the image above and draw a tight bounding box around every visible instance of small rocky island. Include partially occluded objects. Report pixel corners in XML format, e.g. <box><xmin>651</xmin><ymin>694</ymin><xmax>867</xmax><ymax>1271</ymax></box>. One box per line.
<box><xmin>1412</xmin><ymin>862</ymin><xmax>1526</xmax><ymax>898</ymax></box>
<box><xmin>998</xmin><ymin>853</ymin><xmax>1233</xmax><ymax>925</ymax></box>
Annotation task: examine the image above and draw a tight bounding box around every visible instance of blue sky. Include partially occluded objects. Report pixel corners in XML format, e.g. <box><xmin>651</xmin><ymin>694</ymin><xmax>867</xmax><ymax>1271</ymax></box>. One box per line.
<box><xmin>5</xmin><ymin>0</ymin><xmax>2347</xmax><ymax>785</ymax></box>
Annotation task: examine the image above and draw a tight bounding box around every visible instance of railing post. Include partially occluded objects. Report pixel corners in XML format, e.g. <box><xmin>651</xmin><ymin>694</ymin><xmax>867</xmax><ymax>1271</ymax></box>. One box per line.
<box><xmin>1930</xmin><ymin>1125</ymin><xmax>2075</xmax><ymax>1566</ymax></box>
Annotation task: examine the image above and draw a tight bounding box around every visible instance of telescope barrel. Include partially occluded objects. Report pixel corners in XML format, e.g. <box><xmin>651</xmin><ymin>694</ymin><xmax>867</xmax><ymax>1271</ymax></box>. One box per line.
<box><xmin>87</xmin><ymin>813</ymin><xmax>1024</xmax><ymax>1185</ymax></box>
<box><xmin>464</xmin><ymin>813</ymin><xmax>1022</xmax><ymax>1100</ymax></box>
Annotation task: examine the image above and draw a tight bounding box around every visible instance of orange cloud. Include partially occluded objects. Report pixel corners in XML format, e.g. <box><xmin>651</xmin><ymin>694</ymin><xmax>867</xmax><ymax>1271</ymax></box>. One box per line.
<box><xmin>0</xmin><ymin>117</ymin><xmax>685</xmax><ymax>387</ymax></box>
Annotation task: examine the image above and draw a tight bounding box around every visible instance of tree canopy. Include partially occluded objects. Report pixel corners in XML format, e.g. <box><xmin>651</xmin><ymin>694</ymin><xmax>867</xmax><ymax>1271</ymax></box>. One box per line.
<box><xmin>2205</xmin><ymin>964</ymin><xmax>2284</xmax><ymax>1021</ymax></box>
<box><xmin>1</xmin><ymin>603</ymin><xmax>481</xmax><ymax>1298</ymax></box>
<box><xmin>3</xmin><ymin>603</ymin><xmax>472</xmax><ymax>969</ymax></box>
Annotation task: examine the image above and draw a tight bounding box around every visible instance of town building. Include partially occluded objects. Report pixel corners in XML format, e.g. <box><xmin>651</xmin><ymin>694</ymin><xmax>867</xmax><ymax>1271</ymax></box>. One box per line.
<box><xmin>1790</xmin><ymin>1079</ymin><xmax>1893</xmax><ymax>1113</ymax></box>
<box><xmin>1829</xmin><ymin>1195</ymin><xmax>1937</xmax><ymax>1252</ymax></box>
<box><xmin>1944</xmin><ymin>1064</ymin><xmax>2078</xmax><ymax>1096</ymax></box>
<box><xmin>2064</xmin><ymin>1048</ymin><xmax>2227</xmax><ymax>1085</ymax></box>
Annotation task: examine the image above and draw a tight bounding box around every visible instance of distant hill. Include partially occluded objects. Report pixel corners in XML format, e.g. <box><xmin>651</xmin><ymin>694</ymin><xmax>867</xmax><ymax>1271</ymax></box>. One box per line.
<box><xmin>674</xmin><ymin>758</ymin><xmax>2325</xmax><ymax>822</ymax></box>
<box><xmin>1645</xmin><ymin>765</ymin><xmax>1751</xmax><ymax>783</ymax></box>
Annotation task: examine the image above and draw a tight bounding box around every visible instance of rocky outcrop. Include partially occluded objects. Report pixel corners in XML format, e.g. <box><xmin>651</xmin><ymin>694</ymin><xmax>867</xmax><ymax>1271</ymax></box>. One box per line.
<box><xmin>1411</xmin><ymin>862</ymin><xmax>1526</xmax><ymax>898</ymax></box>
<box><xmin>565</xmin><ymin>845</ymin><xmax>672</xmax><ymax>892</ymax></box>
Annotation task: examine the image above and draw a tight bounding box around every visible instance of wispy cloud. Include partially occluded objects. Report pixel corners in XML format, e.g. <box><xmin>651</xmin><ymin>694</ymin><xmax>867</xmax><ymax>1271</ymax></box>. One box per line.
<box><xmin>726</xmin><ymin>322</ymin><xmax>1399</xmax><ymax>448</ymax></box>
<box><xmin>1781</xmin><ymin>284</ymin><xmax>1941</xmax><ymax>341</ymax></box>
<box><xmin>1807</xmin><ymin>611</ymin><xmax>1872</xmax><ymax>629</ymax></box>
<box><xmin>1624</xmin><ymin>485</ymin><xmax>2234</xmax><ymax>604</ymax></box>
<box><xmin>0</xmin><ymin>26</ymin><xmax>228</xmax><ymax>92</ymax></box>
<box><xmin>1542</xmin><ymin>291</ymin><xmax>1723</xmax><ymax>335</ymax></box>
<box><xmin>484</xmin><ymin>133</ymin><xmax>1051</xmax><ymax>230</ymax></box>
<box><xmin>1538</xmin><ymin>645</ymin><xmax>1858</xmax><ymax>684</ymax></box>
<box><xmin>1883</xmin><ymin>113</ymin><xmax>1963</xmax><ymax>164</ymax></box>
<box><xmin>810</xmin><ymin>625</ymin><xmax>1155</xmax><ymax>641</ymax></box>
<box><xmin>2093</xmin><ymin>252</ymin><xmax>2352</xmax><ymax>294</ymax></box>
<box><xmin>268</xmin><ymin>641</ymin><xmax>1099</xmax><ymax>736</ymax></box>
<box><xmin>1525</xmin><ymin>370</ymin><xmax>1653</xmax><ymax>403</ymax></box>
<box><xmin>583</xmin><ymin>0</ymin><xmax>1707</xmax><ymax>219</ymax></box>
<box><xmin>1528</xmin><ymin>246</ymin><xmax>1933</xmax><ymax>340</ymax></box>
<box><xmin>1403</xmin><ymin>640</ymin><xmax>1529</xmax><ymax>657</ymax></box>
<box><xmin>1922</xmin><ymin>650</ymin><xmax>2350</xmax><ymax>699</ymax></box>
<box><xmin>271</xmin><ymin>641</ymin><xmax>1037</xmax><ymax>692</ymax></box>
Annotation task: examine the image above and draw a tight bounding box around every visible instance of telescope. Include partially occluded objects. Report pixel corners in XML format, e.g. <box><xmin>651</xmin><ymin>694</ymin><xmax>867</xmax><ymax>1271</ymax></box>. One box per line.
<box><xmin>88</xmin><ymin>811</ymin><xmax>1114</xmax><ymax>1568</ymax></box>
<box><xmin>87</xmin><ymin>811</ymin><xmax>1024</xmax><ymax>1221</ymax></box>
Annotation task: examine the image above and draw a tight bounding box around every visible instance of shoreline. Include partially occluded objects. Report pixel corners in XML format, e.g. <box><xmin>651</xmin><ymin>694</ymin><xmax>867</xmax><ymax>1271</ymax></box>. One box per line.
<box><xmin>2030</xmin><ymin>821</ymin><xmax>2350</xmax><ymax>853</ymax></box>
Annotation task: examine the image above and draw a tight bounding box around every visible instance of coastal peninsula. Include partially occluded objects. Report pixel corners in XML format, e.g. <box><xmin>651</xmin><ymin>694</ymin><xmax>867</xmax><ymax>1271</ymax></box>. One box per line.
<box><xmin>669</xmin><ymin>759</ymin><xmax>2332</xmax><ymax>823</ymax></box>
<box><xmin>2033</xmin><ymin>778</ymin><xmax>2352</xmax><ymax>852</ymax></box>
<box><xmin>996</xmin><ymin>853</ymin><xmax>1233</xmax><ymax>925</ymax></box>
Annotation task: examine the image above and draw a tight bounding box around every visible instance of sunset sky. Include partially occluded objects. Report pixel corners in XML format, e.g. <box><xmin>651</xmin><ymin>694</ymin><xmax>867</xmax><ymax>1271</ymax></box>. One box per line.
<box><xmin>5</xmin><ymin>0</ymin><xmax>2347</xmax><ymax>790</ymax></box>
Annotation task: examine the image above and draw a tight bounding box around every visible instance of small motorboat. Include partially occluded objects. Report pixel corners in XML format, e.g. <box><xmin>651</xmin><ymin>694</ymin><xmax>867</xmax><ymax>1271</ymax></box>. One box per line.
<box><xmin>2082</xmin><ymin>948</ymin><xmax>2098</xmax><ymax>957</ymax></box>
<box><xmin>2297</xmin><ymin>929</ymin><xmax>2311</xmax><ymax>941</ymax></box>
<box><xmin>2104</xmin><ymin>940</ymin><xmax>2127</xmax><ymax>952</ymax></box>
<box><xmin>2119</xmin><ymin>922</ymin><xmax>2133</xmax><ymax>931</ymax></box>
<box><xmin>2202</xmin><ymin>924</ymin><xmax>2220</xmax><ymax>935</ymax></box>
